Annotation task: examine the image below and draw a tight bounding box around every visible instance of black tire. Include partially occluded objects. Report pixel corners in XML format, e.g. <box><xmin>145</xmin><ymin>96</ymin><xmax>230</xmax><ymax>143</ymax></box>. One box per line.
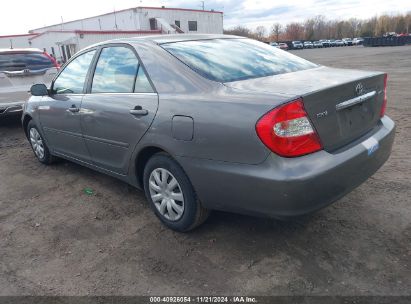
<box><xmin>143</xmin><ymin>153</ymin><xmax>209</xmax><ymax>232</ymax></box>
<box><xmin>27</xmin><ymin>120</ymin><xmax>55</xmax><ymax>165</ymax></box>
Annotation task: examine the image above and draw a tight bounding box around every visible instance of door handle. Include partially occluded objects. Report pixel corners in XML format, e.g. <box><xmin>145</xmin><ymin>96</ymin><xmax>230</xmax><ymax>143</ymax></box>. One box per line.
<box><xmin>67</xmin><ymin>105</ymin><xmax>80</xmax><ymax>113</ymax></box>
<box><xmin>129</xmin><ymin>106</ymin><xmax>148</xmax><ymax>116</ymax></box>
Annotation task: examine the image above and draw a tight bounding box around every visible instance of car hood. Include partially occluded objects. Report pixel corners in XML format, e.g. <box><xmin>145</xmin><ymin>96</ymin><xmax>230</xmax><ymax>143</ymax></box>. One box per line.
<box><xmin>224</xmin><ymin>66</ymin><xmax>382</xmax><ymax>96</ymax></box>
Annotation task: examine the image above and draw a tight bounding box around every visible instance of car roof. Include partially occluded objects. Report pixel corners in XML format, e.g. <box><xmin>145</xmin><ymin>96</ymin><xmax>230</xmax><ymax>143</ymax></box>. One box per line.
<box><xmin>110</xmin><ymin>34</ymin><xmax>244</xmax><ymax>45</ymax></box>
<box><xmin>0</xmin><ymin>48</ymin><xmax>43</xmax><ymax>53</ymax></box>
<box><xmin>83</xmin><ymin>34</ymin><xmax>246</xmax><ymax>50</ymax></box>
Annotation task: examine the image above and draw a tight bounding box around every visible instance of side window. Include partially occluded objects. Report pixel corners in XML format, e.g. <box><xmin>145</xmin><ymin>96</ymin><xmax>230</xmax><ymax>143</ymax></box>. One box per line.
<box><xmin>134</xmin><ymin>65</ymin><xmax>154</xmax><ymax>93</ymax></box>
<box><xmin>91</xmin><ymin>47</ymin><xmax>138</xmax><ymax>93</ymax></box>
<box><xmin>53</xmin><ymin>50</ymin><xmax>96</xmax><ymax>94</ymax></box>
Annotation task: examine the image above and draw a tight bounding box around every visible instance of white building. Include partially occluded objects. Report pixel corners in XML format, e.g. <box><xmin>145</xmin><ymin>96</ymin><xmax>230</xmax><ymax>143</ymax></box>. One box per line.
<box><xmin>0</xmin><ymin>34</ymin><xmax>37</xmax><ymax>48</ymax></box>
<box><xmin>0</xmin><ymin>6</ymin><xmax>224</xmax><ymax>62</ymax></box>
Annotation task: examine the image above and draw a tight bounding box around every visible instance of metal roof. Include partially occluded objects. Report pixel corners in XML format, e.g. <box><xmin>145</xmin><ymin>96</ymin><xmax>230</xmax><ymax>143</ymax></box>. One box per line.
<box><xmin>30</xmin><ymin>6</ymin><xmax>223</xmax><ymax>33</ymax></box>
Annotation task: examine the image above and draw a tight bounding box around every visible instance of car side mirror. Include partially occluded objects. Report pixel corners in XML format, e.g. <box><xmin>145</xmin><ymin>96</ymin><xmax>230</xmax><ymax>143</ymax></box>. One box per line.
<box><xmin>30</xmin><ymin>84</ymin><xmax>49</xmax><ymax>96</ymax></box>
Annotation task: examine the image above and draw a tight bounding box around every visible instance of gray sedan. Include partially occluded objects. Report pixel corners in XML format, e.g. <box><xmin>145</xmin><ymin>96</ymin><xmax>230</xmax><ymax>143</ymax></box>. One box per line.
<box><xmin>23</xmin><ymin>35</ymin><xmax>395</xmax><ymax>231</ymax></box>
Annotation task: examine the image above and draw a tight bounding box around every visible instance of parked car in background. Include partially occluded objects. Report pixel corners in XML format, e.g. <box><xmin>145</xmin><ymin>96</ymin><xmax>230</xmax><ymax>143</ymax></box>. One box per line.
<box><xmin>313</xmin><ymin>41</ymin><xmax>323</xmax><ymax>48</ymax></box>
<box><xmin>319</xmin><ymin>39</ymin><xmax>329</xmax><ymax>47</ymax></box>
<box><xmin>353</xmin><ymin>37</ymin><xmax>364</xmax><ymax>45</ymax></box>
<box><xmin>335</xmin><ymin>40</ymin><xmax>345</xmax><ymax>47</ymax></box>
<box><xmin>303</xmin><ymin>41</ymin><xmax>313</xmax><ymax>48</ymax></box>
<box><xmin>292</xmin><ymin>41</ymin><xmax>304</xmax><ymax>49</ymax></box>
<box><xmin>329</xmin><ymin>39</ymin><xmax>337</xmax><ymax>47</ymax></box>
<box><xmin>270</xmin><ymin>42</ymin><xmax>280</xmax><ymax>48</ymax></box>
<box><xmin>384</xmin><ymin>32</ymin><xmax>397</xmax><ymax>37</ymax></box>
<box><xmin>23</xmin><ymin>34</ymin><xmax>395</xmax><ymax>231</ymax></box>
<box><xmin>343</xmin><ymin>38</ymin><xmax>353</xmax><ymax>46</ymax></box>
<box><xmin>278</xmin><ymin>43</ymin><xmax>289</xmax><ymax>50</ymax></box>
<box><xmin>0</xmin><ymin>48</ymin><xmax>59</xmax><ymax>118</ymax></box>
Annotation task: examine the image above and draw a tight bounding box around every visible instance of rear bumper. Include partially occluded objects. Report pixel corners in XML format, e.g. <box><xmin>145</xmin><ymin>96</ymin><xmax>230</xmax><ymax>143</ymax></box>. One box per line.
<box><xmin>0</xmin><ymin>101</ymin><xmax>24</xmax><ymax>117</ymax></box>
<box><xmin>177</xmin><ymin>116</ymin><xmax>395</xmax><ymax>218</ymax></box>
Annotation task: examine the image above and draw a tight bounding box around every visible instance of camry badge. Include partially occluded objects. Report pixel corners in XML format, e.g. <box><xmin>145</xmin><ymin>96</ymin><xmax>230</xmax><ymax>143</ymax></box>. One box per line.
<box><xmin>355</xmin><ymin>83</ymin><xmax>364</xmax><ymax>96</ymax></box>
<box><xmin>316</xmin><ymin>110</ymin><xmax>328</xmax><ymax>118</ymax></box>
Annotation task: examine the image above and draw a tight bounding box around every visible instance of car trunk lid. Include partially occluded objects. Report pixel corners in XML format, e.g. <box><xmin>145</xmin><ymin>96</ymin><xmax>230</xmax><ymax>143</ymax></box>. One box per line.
<box><xmin>225</xmin><ymin>66</ymin><xmax>386</xmax><ymax>152</ymax></box>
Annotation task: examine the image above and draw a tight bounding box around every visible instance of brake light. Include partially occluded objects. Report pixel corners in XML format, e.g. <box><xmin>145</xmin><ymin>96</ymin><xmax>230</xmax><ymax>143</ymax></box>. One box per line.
<box><xmin>256</xmin><ymin>98</ymin><xmax>322</xmax><ymax>157</ymax></box>
<box><xmin>43</xmin><ymin>52</ymin><xmax>60</xmax><ymax>69</ymax></box>
<box><xmin>380</xmin><ymin>74</ymin><xmax>388</xmax><ymax>117</ymax></box>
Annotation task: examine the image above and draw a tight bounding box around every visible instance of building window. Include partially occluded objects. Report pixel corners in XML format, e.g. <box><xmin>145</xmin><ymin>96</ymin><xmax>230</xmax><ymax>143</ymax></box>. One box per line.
<box><xmin>149</xmin><ymin>18</ymin><xmax>157</xmax><ymax>30</ymax></box>
<box><xmin>61</xmin><ymin>46</ymin><xmax>67</xmax><ymax>63</ymax></box>
<box><xmin>175</xmin><ymin>20</ymin><xmax>181</xmax><ymax>28</ymax></box>
<box><xmin>65</xmin><ymin>45</ymin><xmax>72</xmax><ymax>60</ymax></box>
<box><xmin>188</xmin><ymin>21</ymin><xmax>197</xmax><ymax>31</ymax></box>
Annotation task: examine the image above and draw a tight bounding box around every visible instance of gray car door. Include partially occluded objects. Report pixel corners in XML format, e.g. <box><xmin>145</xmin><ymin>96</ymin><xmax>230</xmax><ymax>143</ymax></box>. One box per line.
<box><xmin>38</xmin><ymin>49</ymin><xmax>96</xmax><ymax>162</ymax></box>
<box><xmin>80</xmin><ymin>45</ymin><xmax>158</xmax><ymax>175</ymax></box>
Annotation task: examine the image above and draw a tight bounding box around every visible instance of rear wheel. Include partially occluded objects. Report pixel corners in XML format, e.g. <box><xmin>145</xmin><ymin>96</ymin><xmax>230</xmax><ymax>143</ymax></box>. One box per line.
<box><xmin>143</xmin><ymin>153</ymin><xmax>209</xmax><ymax>232</ymax></box>
<box><xmin>27</xmin><ymin>121</ymin><xmax>54</xmax><ymax>164</ymax></box>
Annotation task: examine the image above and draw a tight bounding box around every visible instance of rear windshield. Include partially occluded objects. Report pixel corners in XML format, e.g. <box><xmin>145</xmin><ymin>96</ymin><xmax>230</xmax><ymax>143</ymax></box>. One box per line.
<box><xmin>162</xmin><ymin>38</ymin><xmax>317</xmax><ymax>82</ymax></box>
<box><xmin>0</xmin><ymin>52</ymin><xmax>54</xmax><ymax>72</ymax></box>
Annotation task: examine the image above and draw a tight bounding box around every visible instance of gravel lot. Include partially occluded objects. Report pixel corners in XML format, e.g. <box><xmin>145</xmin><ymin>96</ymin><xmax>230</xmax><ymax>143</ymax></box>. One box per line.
<box><xmin>0</xmin><ymin>45</ymin><xmax>410</xmax><ymax>296</ymax></box>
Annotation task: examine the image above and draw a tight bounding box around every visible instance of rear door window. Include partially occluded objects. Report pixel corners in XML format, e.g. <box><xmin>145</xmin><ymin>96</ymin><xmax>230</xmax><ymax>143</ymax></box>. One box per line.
<box><xmin>91</xmin><ymin>47</ymin><xmax>138</xmax><ymax>93</ymax></box>
<box><xmin>134</xmin><ymin>66</ymin><xmax>154</xmax><ymax>93</ymax></box>
<box><xmin>0</xmin><ymin>52</ymin><xmax>54</xmax><ymax>72</ymax></box>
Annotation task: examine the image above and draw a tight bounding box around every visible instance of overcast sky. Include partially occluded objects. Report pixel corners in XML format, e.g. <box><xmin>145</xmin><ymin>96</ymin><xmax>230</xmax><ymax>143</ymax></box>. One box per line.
<box><xmin>1</xmin><ymin>0</ymin><xmax>410</xmax><ymax>35</ymax></box>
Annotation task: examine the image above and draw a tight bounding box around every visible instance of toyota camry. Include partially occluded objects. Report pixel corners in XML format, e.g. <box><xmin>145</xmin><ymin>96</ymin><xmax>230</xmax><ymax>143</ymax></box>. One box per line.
<box><xmin>23</xmin><ymin>35</ymin><xmax>395</xmax><ymax>231</ymax></box>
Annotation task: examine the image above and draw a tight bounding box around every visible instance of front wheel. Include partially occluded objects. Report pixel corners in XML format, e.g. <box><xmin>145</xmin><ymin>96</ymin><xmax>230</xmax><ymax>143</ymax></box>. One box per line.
<box><xmin>143</xmin><ymin>153</ymin><xmax>209</xmax><ymax>232</ymax></box>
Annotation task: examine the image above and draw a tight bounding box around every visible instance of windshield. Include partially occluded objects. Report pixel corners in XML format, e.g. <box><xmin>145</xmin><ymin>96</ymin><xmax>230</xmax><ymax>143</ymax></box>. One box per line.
<box><xmin>162</xmin><ymin>38</ymin><xmax>317</xmax><ymax>83</ymax></box>
<box><xmin>0</xmin><ymin>52</ymin><xmax>54</xmax><ymax>72</ymax></box>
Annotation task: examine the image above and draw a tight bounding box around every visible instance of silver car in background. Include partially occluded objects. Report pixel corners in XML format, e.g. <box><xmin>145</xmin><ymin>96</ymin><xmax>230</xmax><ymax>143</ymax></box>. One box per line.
<box><xmin>303</xmin><ymin>41</ymin><xmax>313</xmax><ymax>48</ymax></box>
<box><xmin>292</xmin><ymin>41</ymin><xmax>304</xmax><ymax>49</ymax></box>
<box><xmin>23</xmin><ymin>35</ymin><xmax>395</xmax><ymax>232</ymax></box>
<box><xmin>0</xmin><ymin>48</ymin><xmax>59</xmax><ymax>118</ymax></box>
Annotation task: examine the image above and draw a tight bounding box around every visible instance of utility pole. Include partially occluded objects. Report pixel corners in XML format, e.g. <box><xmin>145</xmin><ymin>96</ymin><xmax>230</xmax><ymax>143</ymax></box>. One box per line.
<box><xmin>114</xmin><ymin>8</ymin><xmax>118</xmax><ymax>30</ymax></box>
<box><xmin>200</xmin><ymin>1</ymin><xmax>205</xmax><ymax>10</ymax></box>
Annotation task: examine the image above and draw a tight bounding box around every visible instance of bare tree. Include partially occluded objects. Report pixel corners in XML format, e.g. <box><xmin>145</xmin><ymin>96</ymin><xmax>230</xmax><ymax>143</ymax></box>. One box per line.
<box><xmin>270</xmin><ymin>23</ymin><xmax>283</xmax><ymax>42</ymax></box>
<box><xmin>313</xmin><ymin>15</ymin><xmax>327</xmax><ymax>39</ymax></box>
<box><xmin>224</xmin><ymin>12</ymin><xmax>411</xmax><ymax>42</ymax></box>
<box><xmin>406</xmin><ymin>12</ymin><xmax>411</xmax><ymax>34</ymax></box>
<box><xmin>285</xmin><ymin>22</ymin><xmax>304</xmax><ymax>40</ymax></box>
<box><xmin>254</xmin><ymin>26</ymin><xmax>267</xmax><ymax>41</ymax></box>
<box><xmin>375</xmin><ymin>15</ymin><xmax>391</xmax><ymax>36</ymax></box>
<box><xmin>224</xmin><ymin>26</ymin><xmax>253</xmax><ymax>38</ymax></box>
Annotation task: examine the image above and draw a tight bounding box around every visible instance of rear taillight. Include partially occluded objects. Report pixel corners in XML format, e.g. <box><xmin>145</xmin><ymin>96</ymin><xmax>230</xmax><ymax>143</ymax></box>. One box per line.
<box><xmin>256</xmin><ymin>98</ymin><xmax>322</xmax><ymax>157</ymax></box>
<box><xmin>43</xmin><ymin>52</ymin><xmax>60</xmax><ymax>69</ymax></box>
<box><xmin>380</xmin><ymin>74</ymin><xmax>388</xmax><ymax>117</ymax></box>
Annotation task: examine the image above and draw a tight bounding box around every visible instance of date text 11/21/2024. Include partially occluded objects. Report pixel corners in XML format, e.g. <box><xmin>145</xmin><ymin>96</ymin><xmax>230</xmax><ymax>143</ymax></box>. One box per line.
<box><xmin>149</xmin><ymin>296</ymin><xmax>257</xmax><ymax>303</ymax></box>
